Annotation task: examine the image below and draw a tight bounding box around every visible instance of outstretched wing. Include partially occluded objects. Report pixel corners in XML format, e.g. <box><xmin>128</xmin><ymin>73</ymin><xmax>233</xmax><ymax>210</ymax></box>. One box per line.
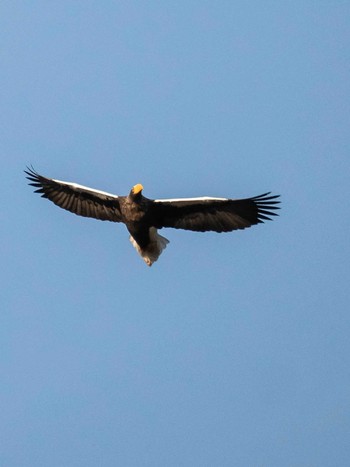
<box><xmin>151</xmin><ymin>193</ymin><xmax>280</xmax><ymax>232</ymax></box>
<box><xmin>25</xmin><ymin>167</ymin><xmax>123</xmax><ymax>222</ymax></box>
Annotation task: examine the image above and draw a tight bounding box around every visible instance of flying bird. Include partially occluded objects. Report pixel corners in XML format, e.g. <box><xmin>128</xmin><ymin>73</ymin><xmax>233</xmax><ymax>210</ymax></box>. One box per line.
<box><xmin>25</xmin><ymin>167</ymin><xmax>280</xmax><ymax>266</ymax></box>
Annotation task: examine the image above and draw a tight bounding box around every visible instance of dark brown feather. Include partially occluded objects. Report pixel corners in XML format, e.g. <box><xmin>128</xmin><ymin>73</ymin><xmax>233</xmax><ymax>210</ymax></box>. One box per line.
<box><xmin>25</xmin><ymin>167</ymin><xmax>122</xmax><ymax>222</ymax></box>
<box><xmin>151</xmin><ymin>193</ymin><xmax>280</xmax><ymax>232</ymax></box>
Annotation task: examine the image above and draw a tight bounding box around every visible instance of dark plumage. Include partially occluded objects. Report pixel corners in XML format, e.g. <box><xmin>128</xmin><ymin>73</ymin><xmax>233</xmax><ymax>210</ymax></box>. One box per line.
<box><xmin>25</xmin><ymin>167</ymin><xmax>280</xmax><ymax>266</ymax></box>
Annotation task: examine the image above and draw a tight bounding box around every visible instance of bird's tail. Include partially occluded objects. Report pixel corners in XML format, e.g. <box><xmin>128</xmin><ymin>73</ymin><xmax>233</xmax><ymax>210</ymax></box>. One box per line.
<box><xmin>129</xmin><ymin>227</ymin><xmax>169</xmax><ymax>266</ymax></box>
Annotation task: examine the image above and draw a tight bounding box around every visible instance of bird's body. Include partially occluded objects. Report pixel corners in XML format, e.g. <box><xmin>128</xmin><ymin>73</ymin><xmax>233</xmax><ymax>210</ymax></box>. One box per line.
<box><xmin>25</xmin><ymin>167</ymin><xmax>280</xmax><ymax>266</ymax></box>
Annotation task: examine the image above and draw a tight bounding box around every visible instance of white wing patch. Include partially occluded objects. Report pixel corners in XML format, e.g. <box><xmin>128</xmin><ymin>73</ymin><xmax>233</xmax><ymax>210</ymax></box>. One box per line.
<box><xmin>53</xmin><ymin>178</ymin><xmax>119</xmax><ymax>198</ymax></box>
<box><xmin>154</xmin><ymin>196</ymin><xmax>228</xmax><ymax>203</ymax></box>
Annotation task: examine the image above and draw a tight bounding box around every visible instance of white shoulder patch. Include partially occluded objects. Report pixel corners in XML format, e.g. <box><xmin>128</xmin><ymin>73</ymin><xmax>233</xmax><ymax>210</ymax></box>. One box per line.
<box><xmin>154</xmin><ymin>196</ymin><xmax>228</xmax><ymax>203</ymax></box>
<box><xmin>53</xmin><ymin>178</ymin><xmax>119</xmax><ymax>198</ymax></box>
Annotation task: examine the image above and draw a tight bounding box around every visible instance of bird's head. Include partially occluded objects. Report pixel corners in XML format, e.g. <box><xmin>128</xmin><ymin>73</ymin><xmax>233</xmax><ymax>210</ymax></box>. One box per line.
<box><xmin>129</xmin><ymin>183</ymin><xmax>144</xmax><ymax>198</ymax></box>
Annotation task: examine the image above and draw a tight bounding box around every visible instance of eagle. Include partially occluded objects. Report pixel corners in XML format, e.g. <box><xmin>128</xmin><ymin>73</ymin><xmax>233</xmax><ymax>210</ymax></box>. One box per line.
<box><xmin>25</xmin><ymin>167</ymin><xmax>280</xmax><ymax>266</ymax></box>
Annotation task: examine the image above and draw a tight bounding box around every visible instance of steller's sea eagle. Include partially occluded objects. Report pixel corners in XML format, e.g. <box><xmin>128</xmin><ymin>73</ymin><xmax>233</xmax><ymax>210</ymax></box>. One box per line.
<box><xmin>25</xmin><ymin>167</ymin><xmax>280</xmax><ymax>266</ymax></box>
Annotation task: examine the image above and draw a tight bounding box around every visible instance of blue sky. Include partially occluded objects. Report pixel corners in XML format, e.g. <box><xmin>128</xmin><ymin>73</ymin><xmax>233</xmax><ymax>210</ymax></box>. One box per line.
<box><xmin>2</xmin><ymin>2</ymin><xmax>350</xmax><ymax>466</ymax></box>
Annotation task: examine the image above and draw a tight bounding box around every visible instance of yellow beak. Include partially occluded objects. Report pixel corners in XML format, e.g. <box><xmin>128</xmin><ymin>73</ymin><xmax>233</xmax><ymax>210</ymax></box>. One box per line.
<box><xmin>132</xmin><ymin>183</ymin><xmax>143</xmax><ymax>195</ymax></box>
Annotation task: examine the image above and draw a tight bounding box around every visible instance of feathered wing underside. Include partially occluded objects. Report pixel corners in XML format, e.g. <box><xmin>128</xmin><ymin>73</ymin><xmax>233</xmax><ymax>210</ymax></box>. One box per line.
<box><xmin>152</xmin><ymin>193</ymin><xmax>280</xmax><ymax>232</ymax></box>
<box><xmin>25</xmin><ymin>167</ymin><xmax>122</xmax><ymax>222</ymax></box>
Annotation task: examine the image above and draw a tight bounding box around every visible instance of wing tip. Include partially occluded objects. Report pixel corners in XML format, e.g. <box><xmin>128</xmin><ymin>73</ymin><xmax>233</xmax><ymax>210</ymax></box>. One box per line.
<box><xmin>24</xmin><ymin>165</ymin><xmax>41</xmax><ymax>183</ymax></box>
<box><xmin>253</xmin><ymin>192</ymin><xmax>281</xmax><ymax>223</ymax></box>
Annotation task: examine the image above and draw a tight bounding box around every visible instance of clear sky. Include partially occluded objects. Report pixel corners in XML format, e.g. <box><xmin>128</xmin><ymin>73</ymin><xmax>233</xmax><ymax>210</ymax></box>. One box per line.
<box><xmin>2</xmin><ymin>2</ymin><xmax>350</xmax><ymax>466</ymax></box>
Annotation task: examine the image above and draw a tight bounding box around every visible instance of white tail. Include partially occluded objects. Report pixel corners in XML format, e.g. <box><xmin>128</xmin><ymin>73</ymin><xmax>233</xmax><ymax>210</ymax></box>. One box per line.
<box><xmin>129</xmin><ymin>227</ymin><xmax>169</xmax><ymax>266</ymax></box>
